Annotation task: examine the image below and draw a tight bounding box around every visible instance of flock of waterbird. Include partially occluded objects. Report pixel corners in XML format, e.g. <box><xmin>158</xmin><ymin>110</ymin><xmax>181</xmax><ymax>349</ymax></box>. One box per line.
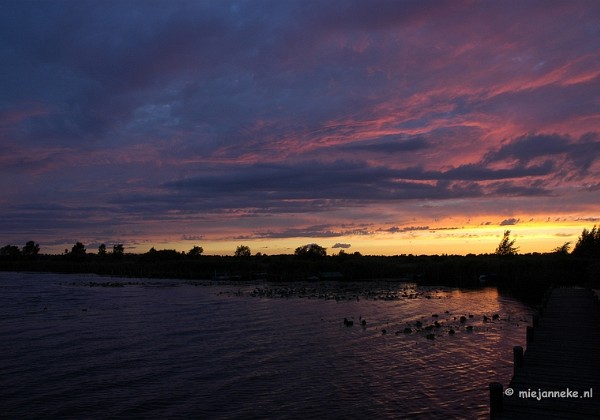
<box><xmin>242</xmin><ymin>283</ymin><xmax>525</xmax><ymax>341</ymax></box>
<box><xmin>342</xmin><ymin>311</ymin><xmax>507</xmax><ymax>340</ymax></box>
<box><xmin>67</xmin><ymin>280</ymin><xmax>528</xmax><ymax>340</ymax></box>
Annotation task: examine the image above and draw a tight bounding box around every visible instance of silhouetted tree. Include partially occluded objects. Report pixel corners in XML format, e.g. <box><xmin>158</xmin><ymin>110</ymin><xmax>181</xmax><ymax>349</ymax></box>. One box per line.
<box><xmin>234</xmin><ymin>245</ymin><xmax>251</xmax><ymax>257</ymax></box>
<box><xmin>187</xmin><ymin>246</ymin><xmax>204</xmax><ymax>257</ymax></box>
<box><xmin>0</xmin><ymin>245</ymin><xmax>21</xmax><ymax>257</ymax></box>
<box><xmin>295</xmin><ymin>243</ymin><xmax>327</xmax><ymax>258</ymax></box>
<box><xmin>552</xmin><ymin>242</ymin><xmax>571</xmax><ymax>255</ymax></box>
<box><xmin>112</xmin><ymin>244</ymin><xmax>124</xmax><ymax>258</ymax></box>
<box><xmin>22</xmin><ymin>241</ymin><xmax>40</xmax><ymax>256</ymax></box>
<box><xmin>71</xmin><ymin>242</ymin><xmax>86</xmax><ymax>257</ymax></box>
<box><xmin>572</xmin><ymin>226</ymin><xmax>600</xmax><ymax>258</ymax></box>
<box><xmin>495</xmin><ymin>230</ymin><xmax>518</xmax><ymax>256</ymax></box>
<box><xmin>98</xmin><ymin>244</ymin><xmax>107</xmax><ymax>256</ymax></box>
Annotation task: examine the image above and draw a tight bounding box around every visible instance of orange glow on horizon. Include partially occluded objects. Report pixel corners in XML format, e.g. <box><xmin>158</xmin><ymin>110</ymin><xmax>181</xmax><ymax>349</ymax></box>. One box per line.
<box><xmin>103</xmin><ymin>217</ymin><xmax>593</xmax><ymax>257</ymax></box>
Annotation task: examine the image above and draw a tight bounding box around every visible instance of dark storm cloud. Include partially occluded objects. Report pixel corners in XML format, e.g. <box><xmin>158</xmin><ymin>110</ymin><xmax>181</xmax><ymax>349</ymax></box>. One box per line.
<box><xmin>484</xmin><ymin>133</ymin><xmax>600</xmax><ymax>177</ymax></box>
<box><xmin>394</xmin><ymin>161</ymin><xmax>556</xmax><ymax>182</ymax></box>
<box><xmin>153</xmin><ymin>152</ymin><xmax>568</xmax><ymax>216</ymax></box>
<box><xmin>490</xmin><ymin>181</ymin><xmax>552</xmax><ymax>197</ymax></box>
<box><xmin>485</xmin><ymin>134</ymin><xmax>571</xmax><ymax>163</ymax></box>
<box><xmin>163</xmin><ymin>160</ymin><xmax>494</xmax><ymax>208</ymax></box>
<box><xmin>490</xmin><ymin>133</ymin><xmax>600</xmax><ymax>164</ymax></box>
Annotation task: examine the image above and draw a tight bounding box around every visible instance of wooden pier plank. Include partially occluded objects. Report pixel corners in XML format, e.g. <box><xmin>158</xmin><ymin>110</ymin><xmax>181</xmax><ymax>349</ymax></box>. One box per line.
<box><xmin>496</xmin><ymin>288</ymin><xmax>600</xmax><ymax>419</ymax></box>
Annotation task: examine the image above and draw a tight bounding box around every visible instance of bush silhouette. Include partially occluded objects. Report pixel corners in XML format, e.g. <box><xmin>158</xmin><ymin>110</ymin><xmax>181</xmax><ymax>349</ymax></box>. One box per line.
<box><xmin>495</xmin><ymin>230</ymin><xmax>518</xmax><ymax>256</ymax></box>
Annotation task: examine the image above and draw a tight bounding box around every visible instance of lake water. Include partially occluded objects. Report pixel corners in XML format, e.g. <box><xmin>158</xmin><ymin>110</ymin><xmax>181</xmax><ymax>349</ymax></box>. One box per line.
<box><xmin>0</xmin><ymin>272</ymin><xmax>533</xmax><ymax>419</ymax></box>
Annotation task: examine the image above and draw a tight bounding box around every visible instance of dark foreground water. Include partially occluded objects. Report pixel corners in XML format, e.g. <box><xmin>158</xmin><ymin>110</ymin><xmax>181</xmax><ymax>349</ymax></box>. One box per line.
<box><xmin>0</xmin><ymin>272</ymin><xmax>533</xmax><ymax>419</ymax></box>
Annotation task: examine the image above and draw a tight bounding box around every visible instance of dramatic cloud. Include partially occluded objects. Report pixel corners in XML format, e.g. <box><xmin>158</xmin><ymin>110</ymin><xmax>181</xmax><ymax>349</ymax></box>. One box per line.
<box><xmin>1</xmin><ymin>0</ymin><xmax>599</xmax><ymax>254</ymax></box>
<box><xmin>386</xmin><ymin>226</ymin><xmax>430</xmax><ymax>234</ymax></box>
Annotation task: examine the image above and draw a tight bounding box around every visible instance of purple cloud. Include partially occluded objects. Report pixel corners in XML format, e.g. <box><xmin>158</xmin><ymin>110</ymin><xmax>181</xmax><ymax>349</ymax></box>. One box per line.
<box><xmin>1</xmin><ymin>0</ymin><xmax>599</xmax><ymax>253</ymax></box>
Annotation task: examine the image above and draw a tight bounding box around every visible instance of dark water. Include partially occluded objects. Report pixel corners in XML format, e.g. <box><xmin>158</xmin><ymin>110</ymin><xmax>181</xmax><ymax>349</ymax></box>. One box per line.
<box><xmin>0</xmin><ymin>272</ymin><xmax>533</xmax><ymax>419</ymax></box>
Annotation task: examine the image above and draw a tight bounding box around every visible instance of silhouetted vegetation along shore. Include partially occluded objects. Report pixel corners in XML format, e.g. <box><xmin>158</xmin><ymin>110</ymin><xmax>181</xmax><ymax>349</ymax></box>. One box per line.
<box><xmin>1</xmin><ymin>250</ymin><xmax>599</xmax><ymax>305</ymax></box>
<box><xmin>1</xmin><ymin>228</ymin><xmax>599</xmax><ymax>304</ymax></box>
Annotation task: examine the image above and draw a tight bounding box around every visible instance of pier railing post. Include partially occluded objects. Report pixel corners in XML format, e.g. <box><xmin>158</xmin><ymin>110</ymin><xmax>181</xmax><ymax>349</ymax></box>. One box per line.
<box><xmin>489</xmin><ymin>382</ymin><xmax>503</xmax><ymax>414</ymax></box>
<box><xmin>513</xmin><ymin>345</ymin><xmax>524</xmax><ymax>372</ymax></box>
<box><xmin>526</xmin><ymin>325</ymin><xmax>534</xmax><ymax>345</ymax></box>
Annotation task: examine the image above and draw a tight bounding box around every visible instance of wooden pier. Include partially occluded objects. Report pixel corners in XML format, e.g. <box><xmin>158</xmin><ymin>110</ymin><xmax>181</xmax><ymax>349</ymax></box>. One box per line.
<box><xmin>490</xmin><ymin>287</ymin><xmax>599</xmax><ymax>419</ymax></box>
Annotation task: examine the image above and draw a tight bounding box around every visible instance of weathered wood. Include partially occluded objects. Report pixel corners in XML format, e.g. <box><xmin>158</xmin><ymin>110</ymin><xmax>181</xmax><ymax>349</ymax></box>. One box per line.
<box><xmin>493</xmin><ymin>288</ymin><xmax>600</xmax><ymax>419</ymax></box>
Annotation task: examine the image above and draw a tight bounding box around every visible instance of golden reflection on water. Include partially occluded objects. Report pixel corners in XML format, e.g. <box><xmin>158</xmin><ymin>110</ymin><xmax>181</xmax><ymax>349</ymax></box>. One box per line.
<box><xmin>283</xmin><ymin>284</ymin><xmax>533</xmax><ymax>418</ymax></box>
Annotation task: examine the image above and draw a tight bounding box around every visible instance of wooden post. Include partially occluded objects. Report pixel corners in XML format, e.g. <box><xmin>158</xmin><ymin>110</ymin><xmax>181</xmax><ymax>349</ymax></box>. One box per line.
<box><xmin>514</xmin><ymin>346</ymin><xmax>524</xmax><ymax>372</ymax></box>
<box><xmin>526</xmin><ymin>325</ymin><xmax>534</xmax><ymax>345</ymax></box>
<box><xmin>489</xmin><ymin>382</ymin><xmax>503</xmax><ymax>414</ymax></box>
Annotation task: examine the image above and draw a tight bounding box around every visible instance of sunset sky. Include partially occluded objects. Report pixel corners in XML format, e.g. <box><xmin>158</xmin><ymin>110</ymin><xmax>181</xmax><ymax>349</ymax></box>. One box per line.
<box><xmin>1</xmin><ymin>0</ymin><xmax>599</xmax><ymax>256</ymax></box>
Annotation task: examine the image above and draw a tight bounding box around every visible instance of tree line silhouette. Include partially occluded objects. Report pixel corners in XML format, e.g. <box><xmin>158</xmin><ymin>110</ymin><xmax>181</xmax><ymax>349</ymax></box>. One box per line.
<box><xmin>2</xmin><ymin>228</ymin><xmax>598</xmax><ymax>259</ymax></box>
<box><xmin>1</xmin><ymin>227</ymin><xmax>599</xmax><ymax>304</ymax></box>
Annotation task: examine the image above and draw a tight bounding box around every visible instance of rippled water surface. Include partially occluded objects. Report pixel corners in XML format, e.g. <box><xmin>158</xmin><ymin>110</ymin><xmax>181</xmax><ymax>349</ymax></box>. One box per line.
<box><xmin>0</xmin><ymin>272</ymin><xmax>533</xmax><ymax>418</ymax></box>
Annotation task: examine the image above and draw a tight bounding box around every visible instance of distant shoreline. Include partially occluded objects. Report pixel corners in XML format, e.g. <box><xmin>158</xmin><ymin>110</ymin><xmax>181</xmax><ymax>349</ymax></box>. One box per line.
<box><xmin>2</xmin><ymin>253</ymin><xmax>598</xmax><ymax>305</ymax></box>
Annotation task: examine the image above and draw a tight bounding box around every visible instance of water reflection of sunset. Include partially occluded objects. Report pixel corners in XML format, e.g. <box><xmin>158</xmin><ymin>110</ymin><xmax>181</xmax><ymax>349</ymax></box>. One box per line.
<box><xmin>2</xmin><ymin>272</ymin><xmax>535</xmax><ymax>418</ymax></box>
